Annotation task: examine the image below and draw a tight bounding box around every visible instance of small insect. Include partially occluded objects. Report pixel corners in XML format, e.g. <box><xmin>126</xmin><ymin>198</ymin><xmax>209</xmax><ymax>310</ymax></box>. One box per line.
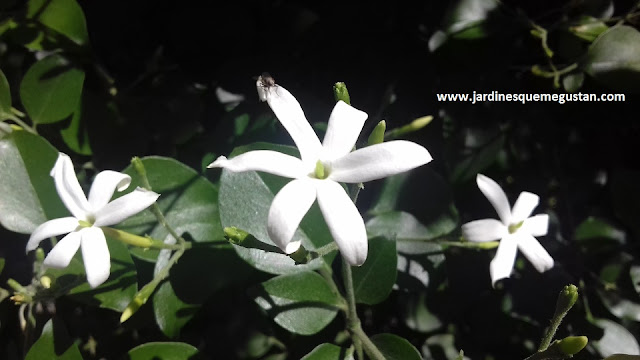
<box><xmin>256</xmin><ymin>72</ymin><xmax>277</xmax><ymax>101</ymax></box>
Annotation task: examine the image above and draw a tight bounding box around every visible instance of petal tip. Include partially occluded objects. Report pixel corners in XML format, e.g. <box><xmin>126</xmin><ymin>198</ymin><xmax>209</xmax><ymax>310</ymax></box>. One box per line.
<box><xmin>207</xmin><ymin>156</ymin><xmax>228</xmax><ymax>169</ymax></box>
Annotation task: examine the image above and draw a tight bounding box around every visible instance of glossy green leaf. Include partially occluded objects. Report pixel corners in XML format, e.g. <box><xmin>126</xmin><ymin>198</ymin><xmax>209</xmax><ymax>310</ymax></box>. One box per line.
<box><xmin>366</xmin><ymin>210</ymin><xmax>453</xmax><ymax>254</ymax></box>
<box><xmin>402</xmin><ymin>292</ymin><xmax>442</xmax><ymax>333</ymax></box>
<box><xmin>127</xmin><ymin>342</ymin><xmax>200</xmax><ymax>360</ymax></box>
<box><xmin>60</xmin><ymin>104</ymin><xmax>91</xmax><ymax>155</ymax></box>
<box><xmin>352</xmin><ymin>237</ymin><xmax>396</xmax><ymax>305</ymax></box>
<box><xmin>424</xmin><ymin>334</ymin><xmax>464</xmax><ymax>360</ymax></box>
<box><xmin>569</xmin><ymin>16</ymin><xmax>608</xmax><ymax>42</ymax></box>
<box><xmin>218</xmin><ymin>143</ymin><xmax>334</xmax><ymax>275</ymax></box>
<box><xmin>370</xmin><ymin>333</ymin><xmax>422</xmax><ymax>360</ymax></box>
<box><xmin>153</xmin><ymin>246</ymin><xmax>253</xmax><ymax>338</ymax></box>
<box><xmin>301</xmin><ymin>343</ymin><xmax>354</xmax><ymax>360</ymax></box>
<box><xmin>20</xmin><ymin>55</ymin><xmax>85</xmax><ymax>124</ymax></box>
<box><xmin>25</xmin><ymin>319</ymin><xmax>82</xmax><ymax>360</ymax></box>
<box><xmin>251</xmin><ymin>271</ymin><xmax>341</xmax><ymax>335</ymax></box>
<box><xmin>563</xmin><ymin>72</ymin><xmax>585</xmax><ymax>93</ymax></box>
<box><xmin>26</xmin><ymin>0</ymin><xmax>89</xmax><ymax>45</ymax></box>
<box><xmin>0</xmin><ymin>68</ymin><xmax>11</xmax><ymax>118</ymax></box>
<box><xmin>117</xmin><ymin>157</ymin><xmax>223</xmax><ymax>262</ymax></box>
<box><xmin>45</xmin><ymin>237</ymin><xmax>137</xmax><ymax>312</ymax></box>
<box><xmin>591</xmin><ymin>318</ymin><xmax>640</xmax><ymax>357</ymax></box>
<box><xmin>575</xmin><ymin>217</ymin><xmax>626</xmax><ymax>245</ymax></box>
<box><xmin>585</xmin><ymin>26</ymin><xmax>640</xmax><ymax>91</ymax></box>
<box><xmin>597</xmin><ymin>289</ymin><xmax>640</xmax><ymax>322</ymax></box>
<box><xmin>428</xmin><ymin>0</ymin><xmax>501</xmax><ymax>51</ymax></box>
<box><xmin>0</xmin><ymin>130</ymin><xmax>65</xmax><ymax>233</ymax></box>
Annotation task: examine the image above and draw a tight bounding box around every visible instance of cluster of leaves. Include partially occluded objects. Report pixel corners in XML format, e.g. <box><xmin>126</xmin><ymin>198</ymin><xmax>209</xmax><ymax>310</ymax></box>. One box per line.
<box><xmin>0</xmin><ymin>0</ymin><xmax>640</xmax><ymax>359</ymax></box>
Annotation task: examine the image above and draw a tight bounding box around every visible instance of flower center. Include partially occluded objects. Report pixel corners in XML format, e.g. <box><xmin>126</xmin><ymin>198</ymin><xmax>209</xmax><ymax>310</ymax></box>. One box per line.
<box><xmin>78</xmin><ymin>214</ymin><xmax>96</xmax><ymax>228</ymax></box>
<box><xmin>508</xmin><ymin>221</ymin><xmax>524</xmax><ymax>234</ymax></box>
<box><xmin>314</xmin><ymin>160</ymin><xmax>330</xmax><ymax>180</ymax></box>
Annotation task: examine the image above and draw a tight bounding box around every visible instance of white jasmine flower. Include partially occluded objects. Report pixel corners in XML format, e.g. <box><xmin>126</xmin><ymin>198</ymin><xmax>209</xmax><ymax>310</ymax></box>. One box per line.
<box><xmin>461</xmin><ymin>174</ymin><xmax>554</xmax><ymax>286</ymax></box>
<box><xmin>26</xmin><ymin>153</ymin><xmax>160</xmax><ymax>288</ymax></box>
<box><xmin>209</xmin><ymin>80</ymin><xmax>432</xmax><ymax>265</ymax></box>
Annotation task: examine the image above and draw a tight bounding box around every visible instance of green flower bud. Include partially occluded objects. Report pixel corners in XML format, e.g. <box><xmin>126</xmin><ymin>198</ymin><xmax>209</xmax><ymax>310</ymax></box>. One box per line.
<box><xmin>385</xmin><ymin>116</ymin><xmax>433</xmax><ymax>139</ymax></box>
<box><xmin>101</xmin><ymin>227</ymin><xmax>155</xmax><ymax>248</ymax></box>
<box><xmin>224</xmin><ymin>227</ymin><xmax>250</xmax><ymax>245</ymax></box>
<box><xmin>35</xmin><ymin>248</ymin><xmax>45</xmax><ymax>262</ymax></box>
<box><xmin>40</xmin><ymin>276</ymin><xmax>52</xmax><ymax>289</ymax></box>
<box><xmin>367</xmin><ymin>120</ymin><xmax>386</xmax><ymax>146</ymax></box>
<box><xmin>333</xmin><ymin>82</ymin><xmax>351</xmax><ymax>105</ymax></box>
<box><xmin>555</xmin><ymin>336</ymin><xmax>588</xmax><ymax>356</ymax></box>
<box><xmin>121</xmin><ymin>281</ymin><xmax>158</xmax><ymax>323</ymax></box>
<box><xmin>555</xmin><ymin>284</ymin><xmax>579</xmax><ymax>317</ymax></box>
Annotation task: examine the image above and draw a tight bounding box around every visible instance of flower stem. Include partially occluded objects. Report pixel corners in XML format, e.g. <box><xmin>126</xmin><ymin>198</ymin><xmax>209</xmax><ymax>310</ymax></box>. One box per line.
<box><xmin>131</xmin><ymin>157</ymin><xmax>186</xmax><ymax>245</ymax></box>
<box><xmin>101</xmin><ymin>227</ymin><xmax>188</xmax><ymax>250</ymax></box>
<box><xmin>341</xmin><ymin>257</ymin><xmax>385</xmax><ymax>360</ymax></box>
<box><xmin>538</xmin><ymin>285</ymin><xmax>579</xmax><ymax>351</ymax></box>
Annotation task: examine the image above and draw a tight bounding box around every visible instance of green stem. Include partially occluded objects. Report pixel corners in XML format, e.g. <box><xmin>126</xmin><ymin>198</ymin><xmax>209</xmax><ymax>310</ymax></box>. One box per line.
<box><xmin>131</xmin><ymin>157</ymin><xmax>186</xmax><ymax>245</ymax></box>
<box><xmin>341</xmin><ymin>257</ymin><xmax>364</xmax><ymax>359</ymax></box>
<box><xmin>3</xmin><ymin>115</ymin><xmax>37</xmax><ymax>134</ymax></box>
<box><xmin>438</xmin><ymin>240</ymin><xmax>500</xmax><ymax>250</ymax></box>
<box><xmin>314</xmin><ymin>242</ymin><xmax>339</xmax><ymax>257</ymax></box>
<box><xmin>352</xmin><ymin>325</ymin><xmax>386</xmax><ymax>360</ymax></box>
<box><xmin>101</xmin><ymin>227</ymin><xmax>188</xmax><ymax>250</ymax></box>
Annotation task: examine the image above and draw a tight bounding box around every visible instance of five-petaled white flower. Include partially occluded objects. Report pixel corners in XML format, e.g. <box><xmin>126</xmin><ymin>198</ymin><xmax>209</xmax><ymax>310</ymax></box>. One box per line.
<box><xmin>26</xmin><ymin>153</ymin><xmax>160</xmax><ymax>288</ymax></box>
<box><xmin>461</xmin><ymin>174</ymin><xmax>554</xmax><ymax>286</ymax></box>
<box><xmin>208</xmin><ymin>79</ymin><xmax>432</xmax><ymax>266</ymax></box>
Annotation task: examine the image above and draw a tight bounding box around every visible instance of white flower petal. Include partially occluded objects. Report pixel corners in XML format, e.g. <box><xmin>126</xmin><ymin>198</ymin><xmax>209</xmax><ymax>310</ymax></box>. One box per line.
<box><xmin>87</xmin><ymin>170</ymin><xmax>131</xmax><ymax>210</ymax></box>
<box><xmin>264</xmin><ymin>85</ymin><xmax>323</xmax><ymax>162</ymax></box>
<box><xmin>476</xmin><ymin>174</ymin><xmax>511</xmax><ymax>225</ymax></box>
<box><xmin>316</xmin><ymin>180</ymin><xmax>368</xmax><ymax>266</ymax></box>
<box><xmin>42</xmin><ymin>231</ymin><xmax>81</xmax><ymax>268</ymax></box>
<box><xmin>517</xmin><ymin>233</ymin><xmax>554</xmax><ymax>273</ymax></box>
<box><xmin>329</xmin><ymin>141</ymin><xmax>432</xmax><ymax>183</ymax></box>
<box><xmin>81</xmin><ymin>227</ymin><xmax>111</xmax><ymax>288</ymax></box>
<box><xmin>521</xmin><ymin>214</ymin><xmax>549</xmax><ymax>237</ymax></box>
<box><xmin>50</xmin><ymin>153</ymin><xmax>91</xmax><ymax>219</ymax></box>
<box><xmin>26</xmin><ymin>217</ymin><xmax>79</xmax><ymax>252</ymax></box>
<box><xmin>511</xmin><ymin>191</ymin><xmax>540</xmax><ymax>224</ymax></box>
<box><xmin>461</xmin><ymin>219</ymin><xmax>507</xmax><ymax>242</ymax></box>
<box><xmin>267</xmin><ymin>179</ymin><xmax>317</xmax><ymax>253</ymax></box>
<box><xmin>207</xmin><ymin>151</ymin><xmax>307</xmax><ymax>179</ymax></box>
<box><xmin>321</xmin><ymin>101</ymin><xmax>368</xmax><ymax>161</ymax></box>
<box><xmin>93</xmin><ymin>187</ymin><xmax>159</xmax><ymax>227</ymax></box>
<box><xmin>489</xmin><ymin>234</ymin><xmax>518</xmax><ymax>287</ymax></box>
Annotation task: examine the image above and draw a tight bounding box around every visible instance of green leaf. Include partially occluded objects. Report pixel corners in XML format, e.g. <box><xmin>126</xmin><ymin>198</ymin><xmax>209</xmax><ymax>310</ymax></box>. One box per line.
<box><xmin>370</xmin><ymin>333</ymin><xmax>422</xmax><ymax>360</ymax></box>
<box><xmin>60</xmin><ymin>104</ymin><xmax>91</xmax><ymax>155</ymax></box>
<box><xmin>251</xmin><ymin>271</ymin><xmax>341</xmax><ymax>335</ymax></box>
<box><xmin>450</xmin><ymin>133</ymin><xmax>504</xmax><ymax>184</ymax></box>
<box><xmin>301</xmin><ymin>343</ymin><xmax>355</xmax><ymax>360</ymax></box>
<box><xmin>20</xmin><ymin>55</ymin><xmax>85</xmax><ymax>124</ymax></box>
<box><xmin>590</xmin><ymin>318</ymin><xmax>640</xmax><ymax>357</ymax></box>
<box><xmin>597</xmin><ymin>288</ymin><xmax>640</xmax><ymax>322</ymax></box>
<box><xmin>402</xmin><ymin>292</ymin><xmax>442</xmax><ymax>333</ymax></box>
<box><xmin>584</xmin><ymin>25</ymin><xmax>640</xmax><ymax>91</ymax></box>
<box><xmin>218</xmin><ymin>143</ymin><xmax>334</xmax><ymax>275</ymax></box>
<box><xmin>117</xmin><ymin>157</ymin><xmax>223</xmax><ymax>262</ymax></box>
<box><xmin>45</xmin><ymin>237</ymin><xmax>137</xmax><ymax>312</ymax></box>
<box><xmin>569</xmin><ymin>16</ymin><xmax>609</xmax><ymax>42</ymax></box>
<box><xmin>0</xmin><ymin>130</ymin><xmax>66</xmax><ymax>233</ymax></box>
<box><xmin>0</xmin><ymin>68</ymin><xmax>12</xmax><ymax>118</ymax></box>
<box><xmin>562</xmin><ymin>72</ymin><xmax>585</xmax><ymax>93</ymax></box>
<box><xmin>428</xmin><ymin>0</ymin><xmax>501</xmax><ymax>51</ymax></box>
<box><xmin>352</xmin><ymin>237</ymin><xmax>397</xmax><ymax>305</ymax></box>
<box><xmin>127</xmin><ymin>342</ymin><xmax>201</xmax><ymax>360</ymax></box>
<box><xmin>424</xmin><ymin>334</ymin><xmax>464</xmax><ymax>360</ymax></box>
<box><xmin>575</xmin><ymin>217</ymin><xmax>626</xmax><ymax>245</ymax></box>
<box><xmin>153</xmin><ymin>246</ymin><xmax>253</xmax><ymax>338</ymax></box>
<box><xmin>25</xmin><ymin>319</ymin><xmax>82</xmax><ymax>360</ymax></box>
<box><xmin>366</xmin><ymin>210</ymin><xmax>453</xmax><ymax>254</ymax></box>
<box><xmin>0</xmin><ymin>258</ymin><xmax>4</xmax><ymax>275</ymax></box>
<box><xmin>26</xmin><ymin>0</ymin><xmax>89</xmax><ymax>46</ymax></box>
